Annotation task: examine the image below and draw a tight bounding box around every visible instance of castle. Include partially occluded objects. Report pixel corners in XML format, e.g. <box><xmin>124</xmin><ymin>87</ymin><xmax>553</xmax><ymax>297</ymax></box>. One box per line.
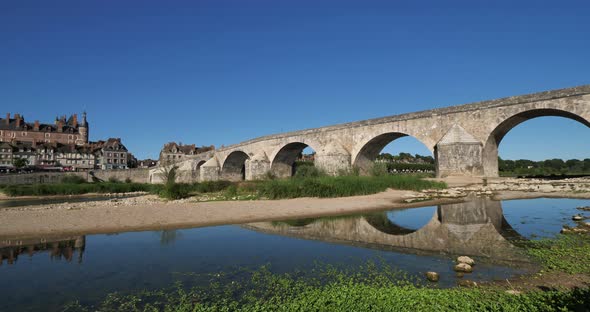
<box><xmin>0</xmin><ymin>112</ymin><xmax>132</xmax><ymax>171</ymax></box>
<box><xmin>0</xmin><ymin>112</ymin><xmax>89</xmax><ymax>145</ymax></box>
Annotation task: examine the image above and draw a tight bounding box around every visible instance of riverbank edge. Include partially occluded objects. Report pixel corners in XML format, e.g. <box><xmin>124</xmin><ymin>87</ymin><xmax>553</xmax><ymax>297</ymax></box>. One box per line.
<box><xmin>1</xmin><ymin>186</ymin><xmax>589</xmax><ymax>240</ymax></box>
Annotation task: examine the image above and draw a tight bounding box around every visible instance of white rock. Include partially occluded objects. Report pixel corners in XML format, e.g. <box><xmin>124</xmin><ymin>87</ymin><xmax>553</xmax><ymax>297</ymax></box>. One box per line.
<box><xmin>457</xmin><ymin>256</ymin><xmax>475</xmax><ymax>265</ymax></box>
<box><xmin>454</xmin><ymin>263</ymin><xmax>473</xmax><ymax>273</ymax></box>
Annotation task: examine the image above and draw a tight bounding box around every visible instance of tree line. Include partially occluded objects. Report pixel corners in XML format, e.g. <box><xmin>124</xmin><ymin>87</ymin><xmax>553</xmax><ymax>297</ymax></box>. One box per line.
<box><xmin>499</xmin><ymin>157</ymin><xmax>590</xmax><ymax>176</ymax></box>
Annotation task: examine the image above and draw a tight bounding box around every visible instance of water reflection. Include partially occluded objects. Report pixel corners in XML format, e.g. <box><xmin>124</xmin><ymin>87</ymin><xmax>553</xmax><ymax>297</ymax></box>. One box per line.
<box><xmin>158</xmin><ymin>230</ymin><xmax>182</xmax><ymax>246</ymax></box>
<box><xmin>0</xmin><ymin>236</ymin><xmax>85</xmax><ymax>265</ymax></box>
<box><xmin>247</xmin><ymin>197</ymin><xmax>528</xmax><ymax>262</ymax></box>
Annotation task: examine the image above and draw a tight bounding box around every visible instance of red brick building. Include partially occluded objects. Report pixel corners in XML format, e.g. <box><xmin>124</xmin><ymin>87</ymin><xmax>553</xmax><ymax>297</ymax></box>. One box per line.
<box><xmin>0</xmin><ymin>112</ymin><xmax>89</xmax><ymax>146</ymax></box>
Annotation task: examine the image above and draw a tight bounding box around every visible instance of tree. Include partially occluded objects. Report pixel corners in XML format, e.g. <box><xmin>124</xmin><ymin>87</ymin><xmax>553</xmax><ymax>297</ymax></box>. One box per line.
<box><xmin>13</xmin><ymin>158</ymin><xmax>28</xmax><ymax>169</ymax></box>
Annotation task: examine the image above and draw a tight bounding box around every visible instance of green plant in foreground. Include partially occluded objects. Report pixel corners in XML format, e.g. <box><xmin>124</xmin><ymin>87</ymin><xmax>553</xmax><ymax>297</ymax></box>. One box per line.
<box><xmin>61</xmin><ymin>261</ymin><xmax>590</xmax><ymax>312</ymax></box>
<box><xmin>525</xmin><ymin>233</ymin><xmax>590</xmax><ymax>274</ymax></box>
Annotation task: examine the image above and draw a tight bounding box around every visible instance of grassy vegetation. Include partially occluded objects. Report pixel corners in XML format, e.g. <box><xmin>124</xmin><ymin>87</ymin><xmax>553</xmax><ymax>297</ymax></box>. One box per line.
<box><xmin>61</xmin><ymin>260</ymin><xmax>590</xmax><ymax>312</ymax></box>
<box><xmin>256</xmin><ymin>175</ymin><xmax>445</xmax><ymax>199</ymax></box>
<box><xmin>0</xmin><ymin>167</ymin><xmax>445</xmax><ymax>200</ymax></box>
<box><xmin>0</xmin><ymin>181</ymin><xmax>154</xmax><ymax>196</ymax></box>
<box><xmin>524</xmin><ymin>233</ymin><xmax>590</xmax><ymax>274</ymax></box>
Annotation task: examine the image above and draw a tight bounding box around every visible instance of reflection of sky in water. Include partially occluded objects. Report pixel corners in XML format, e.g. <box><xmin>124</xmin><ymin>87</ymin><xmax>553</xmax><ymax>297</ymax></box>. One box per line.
<box><xmin>1</xmin><ymin>197</ymin><xmax>587</xmax><ymax>311</ymax></box>
<box><xmin>502</xmin><ymin>198</ymin><xmax>590</xmax><ymax>239</ymax></box>
<box><xmin>386</xmin><ymin>206</ymin><xmax>437</xmax><ymax>230</ymax></box>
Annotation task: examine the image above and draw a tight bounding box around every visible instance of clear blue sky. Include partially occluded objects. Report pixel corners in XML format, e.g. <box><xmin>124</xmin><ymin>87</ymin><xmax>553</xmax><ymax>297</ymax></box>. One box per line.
<box><xmin>1</xmin><ymin>0</ymin><xmax>589</xmax><ymax>161</ymax></box>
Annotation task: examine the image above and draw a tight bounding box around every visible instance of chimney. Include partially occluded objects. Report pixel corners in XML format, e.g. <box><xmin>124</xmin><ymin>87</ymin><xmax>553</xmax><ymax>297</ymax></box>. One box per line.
<box><xmin>72</xmin><ymin>114</ymin><xmax>78</xmax><ymax>127</ymax></box>
<box><xmin>34</xmin><ymin>120</ymin><xmax>40</xmax><ymax>131</ymax></box>
<box><xmin>57</xmin><ymin>120</ymin><xmax>64</xmax><ymax>132</ymax></box>
<box><xmin>15</xmin><ymin>114</ymin><xmax>21</xmax><ymax>128</ymax></box>
<box><xmin>5</xmin><ymin>113</ymin><xmax>9</xmax><ymax>125</ymax></box>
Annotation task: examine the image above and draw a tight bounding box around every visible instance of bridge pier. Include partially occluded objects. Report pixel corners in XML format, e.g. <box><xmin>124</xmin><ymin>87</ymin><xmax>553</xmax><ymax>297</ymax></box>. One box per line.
<box><xmin>435</xmin><ymin>125</ymin><xmax>485</xmax><ymax>178</ymax></box>
<box><xmin>200</xmin><ymin>157</ymin><xmax>221</xmax><ymax>181</ymax></box>
<box><xmin>245</xmin><ymin>152</ymin><xmax>271</xmax><ymax>180</ymax></box>
<box><xmin>314</xmin><ymin>143</ymin><xmax>352</xmax><ymax>175</ymax></box>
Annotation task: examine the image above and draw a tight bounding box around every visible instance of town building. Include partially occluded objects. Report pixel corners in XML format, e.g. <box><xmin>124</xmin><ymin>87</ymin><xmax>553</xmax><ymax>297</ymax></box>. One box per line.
<box><xmin>90</xmin><ymin>138</ymin><xmax>130</xmax><ymax>170</ymax></box>
<box><xmin>0</xmin><ymin>142</ymin><xmax>14</xmax><ymax>168</ymax></box>
<box><xmin>0</xmin><ymin>112</ymin><xmax>89</xmax><ymax>146</ymax></box>
<box><xmin>137</xmin><ymin>159</ymin><xmax>158</xmax><ymax>168</ymax></box>
<box><xmin>159</xmin><ymin>142</ymin><xmax>214</xmax><ymax>165</ymax></box>
<box><xmin>54</xmin><ymin>144</ymin><xmax>97</xmax><ymax>171</ymax></box>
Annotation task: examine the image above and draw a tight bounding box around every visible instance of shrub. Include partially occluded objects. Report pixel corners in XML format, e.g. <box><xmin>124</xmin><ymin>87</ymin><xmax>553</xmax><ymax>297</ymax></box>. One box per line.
<box><xmin>293</xmin><ymin>165</ymin><xmax>324</xmax><ymax>179</ymax></box>
<box><xmin>195</xmin><ymin>180</ymin><xmax>232</xmax><ymax>193</ymax></box>
<box><xmin>61</xmin><ymin>175</ymin><xmax>87</xmax><ymax>184</ymax></box>
<box><xmin>370</xmin><ymin>162</ymin><xmax>389</xmax><ymax>176</ymax></box>
<box><xmin>107</xmin><ymin>177</ymin><xmax>120</xmax><ymax>183</ymax></box>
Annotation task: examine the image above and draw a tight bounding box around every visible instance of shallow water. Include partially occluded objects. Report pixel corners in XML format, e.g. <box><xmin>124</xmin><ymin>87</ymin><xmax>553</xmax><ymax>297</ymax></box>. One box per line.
<box><xmin>0</xmin><ymin>197</ymin><xmax>588</xmax><ymax>311</ymax></box>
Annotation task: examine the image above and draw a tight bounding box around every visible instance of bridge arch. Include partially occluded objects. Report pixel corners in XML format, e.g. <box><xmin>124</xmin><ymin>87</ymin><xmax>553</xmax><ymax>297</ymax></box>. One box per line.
<box><xmin>270</xmin><ymin>142</ymin><xmax>318</xmax><ymax>178</ymax></box>
<box><xmin>364</xmin><ymin>207</ymin><xmax>437</xmax><ymax>236</ymax></box>
<box><xmin>482</xmin><ymin>108</ymin><xmax>590</xmax><ymax>177</ymax></box>
<box><xmin>352</xmin><ymin>132</ymin><xmax>434</xmax><ymax>175</ymax></box>
<box><xmin>221</xmin><ymin>151</ymin><xmax>250</xmax><ymax>181</ymax></box>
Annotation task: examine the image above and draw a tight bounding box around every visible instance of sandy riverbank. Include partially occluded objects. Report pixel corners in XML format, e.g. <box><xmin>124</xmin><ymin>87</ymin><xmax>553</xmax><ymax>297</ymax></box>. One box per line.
<box><xmin>1</xmin><ymin>177</ymin><xmax>589</xmax><ymax>239</ymax></box>
<box><xmin>0</xmin><ymin>189</ymin><xmax>466</xmax><ymax>239</ymax></box>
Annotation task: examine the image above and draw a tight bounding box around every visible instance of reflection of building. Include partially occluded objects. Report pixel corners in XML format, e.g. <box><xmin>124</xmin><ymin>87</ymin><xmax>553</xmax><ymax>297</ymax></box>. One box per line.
<box><xmin>0</xmin><ymin>236</ymin><xmax>85</xmax><ymax>265</ymax></box>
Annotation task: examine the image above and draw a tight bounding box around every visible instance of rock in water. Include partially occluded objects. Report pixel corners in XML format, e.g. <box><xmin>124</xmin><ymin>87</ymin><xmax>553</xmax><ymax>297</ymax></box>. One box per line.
<box><xmin>573</xmin><ymin>215</ymin><xmax>583</xmax><ymax>221</ymax></box>
<box><xmin>454</xmin><ymin>263</ymin><xmax>473</xmax><ymax>273</ymax></box>
<box><xmin>457</xmin><ymin>256</ymin><xmax>475</xmax><ymax>265</ymax></box>
<box><xmin>457</xmin><ymin>280</ymin><xmax>478</xmax><ymax>287</ymax></box>
<box><xmin>425</xmin><ymin>271</ymin><xmax>439</xmax><ymax>282</ymax></box>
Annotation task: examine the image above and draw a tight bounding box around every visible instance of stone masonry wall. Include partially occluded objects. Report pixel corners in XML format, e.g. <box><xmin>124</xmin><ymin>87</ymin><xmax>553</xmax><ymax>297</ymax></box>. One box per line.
<box><xmin>0</xmin><ymin>168</ymin><xmax>149</xmax><ymax>185</ymax></box>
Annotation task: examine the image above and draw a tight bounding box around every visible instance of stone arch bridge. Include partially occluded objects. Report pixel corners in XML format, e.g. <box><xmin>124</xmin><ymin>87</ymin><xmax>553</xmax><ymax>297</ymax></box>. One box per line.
<box><xmin>151</xmin><ymin>85</ymin><xmax>590</xmax><ymax>183</ymax></box>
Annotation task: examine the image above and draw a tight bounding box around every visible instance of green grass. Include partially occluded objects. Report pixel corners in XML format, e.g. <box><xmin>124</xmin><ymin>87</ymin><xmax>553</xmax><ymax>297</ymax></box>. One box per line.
<box><xmin>256</xmin><ymin>175</ymin><xmax>446</xmax><ymax>199</ymax></box>
<box><xmin>0</xmin><ymin>175</ymin><xmax>445</xmax><ymax>200</ymax></box>
<box><xmin>61</xmin><ymin>262</ymin><xmax>590</xmax><ymax>312</ymax></box>
<box><xmin>0</xmin><ymin>182</ymin><xmax>154</xmax><ymax>196</ymax></box>
<box><xmin>524</xmin><ymin>233</ymin><xmax>590</xmax><ymax>274</ymax></box>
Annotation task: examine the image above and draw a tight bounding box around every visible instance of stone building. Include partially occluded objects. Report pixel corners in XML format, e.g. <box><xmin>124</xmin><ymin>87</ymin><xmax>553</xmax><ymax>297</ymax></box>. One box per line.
<box><xmin>0</xmin><ymin>112</ymin><xmax>89</xmax><ymax>146</ymax></box>
<box><xmin>137</xmin><ymin>159</ymin><xmax>158</xmax><ymax>168</ymax></box>
<box><xmin>159</xmin><ymin>142</ymin><xmax>214</xmax><ymax>165</ymax></box>
<box><xmin>90</xmin><ymin>138</ymin><xmax>130</xmax><ymax>170</ymax></box>
<box><xmin>54</xmin><ymin>144</ymin><xmax>97</xmax><ymax>171</ymax></box>
<box><xmin>0</xmin><ymin>142</ymin><xmax>14</xmax><ymax>168</ymax></box>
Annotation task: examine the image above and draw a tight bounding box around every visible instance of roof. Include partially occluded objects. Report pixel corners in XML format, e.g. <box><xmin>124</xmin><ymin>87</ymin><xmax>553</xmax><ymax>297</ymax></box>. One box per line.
<box><xmin>0</xmin><ymin>113</ymin><xmax>86</xmax><ymax>132</ymax></box>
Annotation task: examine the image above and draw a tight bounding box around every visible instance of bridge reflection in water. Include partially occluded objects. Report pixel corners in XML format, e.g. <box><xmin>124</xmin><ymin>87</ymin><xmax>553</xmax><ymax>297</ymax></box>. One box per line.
<box><xmin>245</xmin><ymin>198</ymin><xmax>530</xmax><ymax>263</ymax></box>
<box><xmin>0</xmin><ymin>236</ymin><xmax>85</xmax><ymax>265</ymax></box>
